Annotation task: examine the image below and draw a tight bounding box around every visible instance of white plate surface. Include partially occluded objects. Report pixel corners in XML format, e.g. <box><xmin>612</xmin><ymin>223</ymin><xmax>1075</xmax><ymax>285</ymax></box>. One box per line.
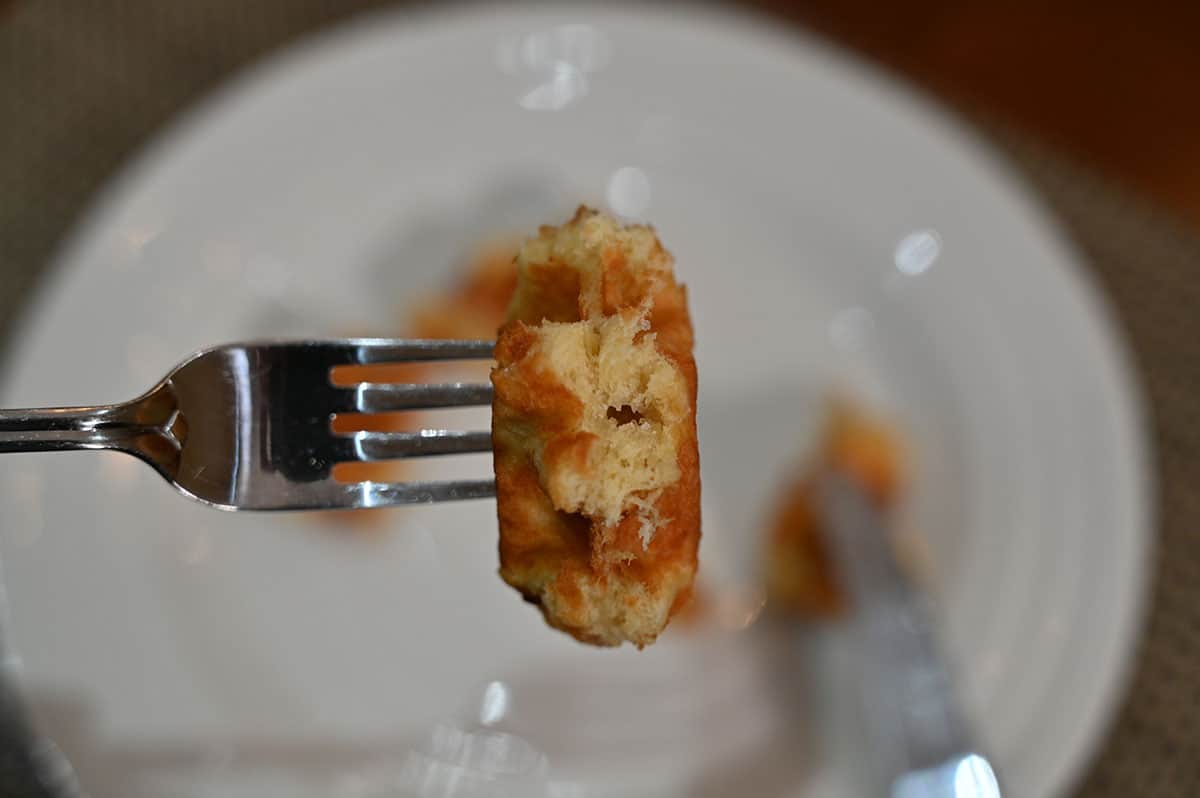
<box><xmin>0</xmin><ymin>5</ymin><xmax>1150</xmax><ymax>798</ymax></box>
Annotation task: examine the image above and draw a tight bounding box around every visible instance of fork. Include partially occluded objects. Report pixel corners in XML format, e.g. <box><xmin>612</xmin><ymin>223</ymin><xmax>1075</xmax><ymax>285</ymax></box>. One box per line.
<box><xmin>0</xmin><ymin>339</ymin><xmax>497</xmax><ymax>510</ymax></box>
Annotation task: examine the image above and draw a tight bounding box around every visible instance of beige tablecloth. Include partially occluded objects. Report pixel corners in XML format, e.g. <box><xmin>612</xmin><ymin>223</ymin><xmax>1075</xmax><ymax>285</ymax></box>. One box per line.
<box><xmin>1</xmin><ymin>2</ymin><xmax>1196</xmax><ymax>795</ymax></box>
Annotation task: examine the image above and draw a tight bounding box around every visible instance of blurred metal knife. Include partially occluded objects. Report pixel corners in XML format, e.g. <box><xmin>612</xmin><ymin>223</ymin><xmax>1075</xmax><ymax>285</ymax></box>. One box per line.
<box><xmin>819</xmin><ymin>473</ymin><xmax>1002</xmax><ymax>798</ymax></box>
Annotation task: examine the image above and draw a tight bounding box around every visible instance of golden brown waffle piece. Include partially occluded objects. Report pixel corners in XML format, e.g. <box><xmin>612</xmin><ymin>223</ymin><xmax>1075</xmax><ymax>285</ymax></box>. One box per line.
<box><xmin>491</xmin><ymin>207</ymin><xmax>701</xmax><ymax>647</ymax></box>
<box><xmin>764</xmin><ymin>401</ymin><xmax>906</xmax><ymax>616</ymax></box>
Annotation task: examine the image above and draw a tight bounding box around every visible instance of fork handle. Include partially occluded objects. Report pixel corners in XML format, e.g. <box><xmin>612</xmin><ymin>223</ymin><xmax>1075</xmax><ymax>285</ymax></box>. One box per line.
<box><xmin>0</xmin><ymin>402</ymin><xmax>152</xmax><ymax>453</ymax></box>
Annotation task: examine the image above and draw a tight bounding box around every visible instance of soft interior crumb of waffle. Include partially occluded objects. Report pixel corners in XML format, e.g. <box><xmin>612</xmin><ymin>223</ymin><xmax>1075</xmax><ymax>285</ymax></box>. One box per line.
<box><xmin>531</xmin><ymin>311</ymin><xmax>687</xmax><ymax>534</ymax></box>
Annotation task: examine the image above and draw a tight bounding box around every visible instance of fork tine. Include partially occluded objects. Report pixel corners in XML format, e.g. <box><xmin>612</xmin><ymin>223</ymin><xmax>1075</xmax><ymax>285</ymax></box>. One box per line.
<box><xmin>350</xmin><ymin>339</ymin><xmax>495</xmax><ymax>363</ymax></box>
<box><xmin>353</xmin><ymin>382</ymin><xmax>493</xmax><ymax>412</ymax></box>
<box><xmin>350</xmin><ymin>478</ymin><xmax>497</xmax><ymax>506</ymax></box>
<box><xmin>288</xmin><ymin>339</ymin><xmax>495</xmax><ymax>367</ymax></box>
<box><xmin>339</xmin><ymin>429</ymin><xmax>493</xmax><ymax>460</ymax></box>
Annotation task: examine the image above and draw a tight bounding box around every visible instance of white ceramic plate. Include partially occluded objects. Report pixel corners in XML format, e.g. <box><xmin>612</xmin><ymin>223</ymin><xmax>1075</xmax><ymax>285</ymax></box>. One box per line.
<box><xmin>0</xmin><ymin>5</ymin><xmax>1150</xmax><ymax>797</ymax></box>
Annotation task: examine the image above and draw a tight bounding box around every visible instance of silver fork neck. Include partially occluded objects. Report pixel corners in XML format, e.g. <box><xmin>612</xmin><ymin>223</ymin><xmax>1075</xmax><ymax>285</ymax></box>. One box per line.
<box><xmin>0</xmin><ymin>389</ymin><xmax>177</xmax><ymax>457</ymax></box>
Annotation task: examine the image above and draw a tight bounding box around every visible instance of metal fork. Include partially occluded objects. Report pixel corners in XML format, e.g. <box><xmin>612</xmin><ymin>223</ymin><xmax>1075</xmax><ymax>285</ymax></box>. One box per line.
<box><xmin>0</xmin><ymin>339</ymin><xmax>497</xmax><ymax>510</ymax></box>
